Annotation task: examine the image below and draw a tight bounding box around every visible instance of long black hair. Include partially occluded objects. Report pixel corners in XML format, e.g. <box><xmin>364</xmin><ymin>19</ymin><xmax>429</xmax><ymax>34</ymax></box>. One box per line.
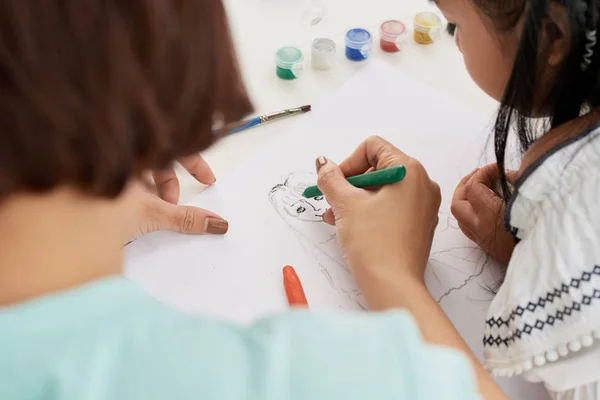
<box><xmin>450</xmin><ymin>0</ymin><xmax>600</xmax><ymax>199</ymax></box>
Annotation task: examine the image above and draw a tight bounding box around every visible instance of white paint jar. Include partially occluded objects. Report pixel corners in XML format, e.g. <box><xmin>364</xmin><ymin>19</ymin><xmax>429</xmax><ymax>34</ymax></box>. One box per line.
<box><xmin>311</xmin><ymin>38</ymin><xmax>336</xmax><ymax>70</ymax></box>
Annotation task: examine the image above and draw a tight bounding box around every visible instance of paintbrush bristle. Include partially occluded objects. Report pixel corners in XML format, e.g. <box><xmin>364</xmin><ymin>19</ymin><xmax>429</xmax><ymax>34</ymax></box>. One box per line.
<box><xmin>301</xmin><ymin>105</ymin><xmax>312</xmax><ymax>112</ymax></box>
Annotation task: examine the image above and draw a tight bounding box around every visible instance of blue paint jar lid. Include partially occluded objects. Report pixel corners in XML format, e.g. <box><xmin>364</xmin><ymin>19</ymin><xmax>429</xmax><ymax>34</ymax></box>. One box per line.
<box><xmin>345</xmin><ymin>28</ymin><xmax>372</xmax><ymax>50</ymax></box>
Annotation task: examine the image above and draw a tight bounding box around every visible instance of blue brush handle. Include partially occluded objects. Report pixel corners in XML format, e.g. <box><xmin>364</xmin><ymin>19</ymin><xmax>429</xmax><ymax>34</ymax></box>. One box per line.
<box><xmin>227</xmin><ymin>117</ymin><xmax>261</xmax><ymax>134</ymax></box>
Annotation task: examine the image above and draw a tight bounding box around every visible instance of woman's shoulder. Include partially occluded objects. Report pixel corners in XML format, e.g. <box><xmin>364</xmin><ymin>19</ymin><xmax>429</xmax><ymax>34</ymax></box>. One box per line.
<box><xmin>187</xmin><ymin>310</ymin><xmax>480</xmax><ymax>400</ymax></box>
<box><xmin>125</xmin><ymin>302</ymin><xmax>479</xmax><ymax>400</ymax></box>
<box><xmin>0</xmin><ymin>278</ymin><xmax>480</xmax><ymax>400</ymax></box>
<box><xmin>483</xmin><ymin>121</ymin><xmax>600</xmax><ymax>381</ymax></box>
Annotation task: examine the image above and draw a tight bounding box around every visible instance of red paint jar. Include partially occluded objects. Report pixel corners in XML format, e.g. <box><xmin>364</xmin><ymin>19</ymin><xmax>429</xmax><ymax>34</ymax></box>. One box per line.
<box><xmin>379</xmin><ymin>20</ymin><xmax>407</xmax><ymax>53</ymax></box>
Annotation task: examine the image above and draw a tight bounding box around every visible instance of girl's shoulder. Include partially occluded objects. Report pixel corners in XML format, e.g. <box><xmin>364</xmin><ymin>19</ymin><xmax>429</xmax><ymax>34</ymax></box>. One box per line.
<box><xmin>507</xmin><ymin>120</ymin><xmax>600</xmax><ymax>238</ymax></box>
<box><xmin>483</xmin><ymin>121</ymin><xmax>600</xmax><ymax>386</ymax></box>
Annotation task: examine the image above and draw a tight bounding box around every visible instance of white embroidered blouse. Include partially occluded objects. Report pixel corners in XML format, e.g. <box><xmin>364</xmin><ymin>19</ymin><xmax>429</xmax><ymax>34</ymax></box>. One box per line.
<box><xmin>483</xmin><ymin>123</ymin><xmax>600</xmax><ymax>400</ymax></box>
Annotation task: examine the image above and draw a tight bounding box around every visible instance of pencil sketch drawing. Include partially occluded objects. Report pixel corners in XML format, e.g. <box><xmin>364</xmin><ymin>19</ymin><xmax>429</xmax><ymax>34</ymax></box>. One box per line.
<box><xmin>268</xmin><ymin>172</ymin><xmax>367</xmax><ymax>309</ymax></box>
<box><xmin>268</xmin><ymin>172</ymin><xmax>495</xmax><ymax>309</ymax></box>
<box><xmin>427</xmin><ymin>213</ymin><xmax>493</xmax><ymax>304</ymax></box>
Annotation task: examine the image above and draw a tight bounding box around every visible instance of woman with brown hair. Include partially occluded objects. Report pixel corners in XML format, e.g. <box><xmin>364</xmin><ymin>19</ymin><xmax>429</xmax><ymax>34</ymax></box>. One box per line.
<box><xmin>0</xmin><ymin>0</ymin><xmax>483</xmax><ymax>399</ymax></box>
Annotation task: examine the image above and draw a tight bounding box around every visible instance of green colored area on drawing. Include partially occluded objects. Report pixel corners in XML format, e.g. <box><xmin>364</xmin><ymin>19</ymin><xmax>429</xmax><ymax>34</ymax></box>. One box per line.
<box><xmin>302</xmin><ymin>165</ymin><xmax>406</xmax><ymax>198</ymax></box>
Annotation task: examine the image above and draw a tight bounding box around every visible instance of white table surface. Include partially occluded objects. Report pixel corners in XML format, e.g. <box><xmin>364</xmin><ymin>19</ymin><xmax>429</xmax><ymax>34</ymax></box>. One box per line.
<box><xmin>177</xmin><ymin>0</ymin><xmax>500</xmax><ymax>202</ymax></box>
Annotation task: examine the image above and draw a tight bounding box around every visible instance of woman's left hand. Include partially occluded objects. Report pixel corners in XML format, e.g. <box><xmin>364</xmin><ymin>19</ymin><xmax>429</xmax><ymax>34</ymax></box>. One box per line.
<box><xmin>125</xmin><ymin>154</ymin><xmax>228</xmax><ymax>244</ymax></box>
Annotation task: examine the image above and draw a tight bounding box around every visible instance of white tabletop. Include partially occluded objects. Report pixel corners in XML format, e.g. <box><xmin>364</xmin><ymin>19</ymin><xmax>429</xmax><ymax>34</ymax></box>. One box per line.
<box><xmin>177</xmin><ymin>0</ymin><xmax>499</xmax><ymax>203</ymax></box>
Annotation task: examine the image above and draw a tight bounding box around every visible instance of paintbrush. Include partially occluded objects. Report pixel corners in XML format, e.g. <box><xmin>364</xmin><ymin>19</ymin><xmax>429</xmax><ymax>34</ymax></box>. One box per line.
<box><xmin>225</xmin><ymin>105</ymin><xmax>311</xmax><ymax>135</ymax></box>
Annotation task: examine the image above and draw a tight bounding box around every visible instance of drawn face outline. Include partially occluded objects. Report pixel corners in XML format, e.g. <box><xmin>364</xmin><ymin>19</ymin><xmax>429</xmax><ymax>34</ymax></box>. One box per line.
<box><xmin>269</xmin><ymin>173</ymin><xmax>328</xmax><ymax>223</ymax></box>
<box><xmin>286</xmin><ymin>195</ymin><xmax>326</xmax><ymax>221</ymax></box>
<box><xmin>268</xmin><ymin>173</ymin><xmax>336</xmax><ymax>243</ymax></box>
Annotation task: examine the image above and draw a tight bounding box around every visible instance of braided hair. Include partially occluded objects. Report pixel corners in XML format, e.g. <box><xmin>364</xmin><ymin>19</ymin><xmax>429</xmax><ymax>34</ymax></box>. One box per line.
<box><xmin>449</xmin><ymin>0</ymin><xmax>600</xmax><ymax>199</ymax></box>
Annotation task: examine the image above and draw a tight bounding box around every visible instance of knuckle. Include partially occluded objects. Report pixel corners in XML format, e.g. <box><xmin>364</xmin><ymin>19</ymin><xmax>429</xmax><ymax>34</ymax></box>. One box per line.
<box><xmin>179</xmin><ymin>208</ymin><xmax>196</xmax><ymax>233</ymax></box>
<box><xmin>450</xmin><ymin>202</ymin><xmax>459</xmax><ymax>217</ymax></box>
<box><xmin>366</xmin><ymin>135</ymin><xmax>385</xmax><ymax>144</ymax></box>
<box><xmin>407</xmin><ymin>158</ymin><xmax>425</xmax><ymax>173</ymax></box>
<box><xmin>317</xmin><ymin>166</ymin><xmax>337</xmax><ymax>186</ymax></box>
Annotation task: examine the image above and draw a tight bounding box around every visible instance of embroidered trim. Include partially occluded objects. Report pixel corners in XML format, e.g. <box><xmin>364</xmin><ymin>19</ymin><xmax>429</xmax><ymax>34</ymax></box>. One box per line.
<box><xmin>484</xmin><ymin>265</ymin><xmax>600</xmax><ymax>347</ymax></box>
<box><xmin>487</xmin><ymin>329</ymin><xmax>600</xmax><ymax>377</ymax></box>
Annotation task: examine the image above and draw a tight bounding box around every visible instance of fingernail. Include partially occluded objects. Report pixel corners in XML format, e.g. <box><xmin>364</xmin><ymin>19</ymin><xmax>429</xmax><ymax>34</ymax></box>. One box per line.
<box><xmin>315</xmin><ymin>156</ymin><xmax>327</xmax><ymax>172</ymax></box>
<box><xmin>204</xmin><ymin>217</ymin><xmax>229</xmax><ymax>235</ymax></box>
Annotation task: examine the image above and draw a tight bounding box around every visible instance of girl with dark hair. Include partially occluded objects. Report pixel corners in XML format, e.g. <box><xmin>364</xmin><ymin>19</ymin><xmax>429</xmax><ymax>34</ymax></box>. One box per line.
<box><xmin>315</xmin><ymin>0</ymin><xmax>600</xmax><ymax>398</ymax></box>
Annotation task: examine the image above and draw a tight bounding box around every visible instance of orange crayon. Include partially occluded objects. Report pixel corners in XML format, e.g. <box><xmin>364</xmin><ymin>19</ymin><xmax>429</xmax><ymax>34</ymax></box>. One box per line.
<box><xmin>283</xmin><ymin>265</ymin><xmax>308</xmax><ymax>307</ymax></box>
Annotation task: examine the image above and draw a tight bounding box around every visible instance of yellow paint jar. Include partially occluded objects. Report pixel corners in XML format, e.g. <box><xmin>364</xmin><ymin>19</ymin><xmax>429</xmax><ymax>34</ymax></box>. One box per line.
<box><xmin>413</xmin><ymin>12</ymin><xmax>442</xmax><ymax>45</ymax></box>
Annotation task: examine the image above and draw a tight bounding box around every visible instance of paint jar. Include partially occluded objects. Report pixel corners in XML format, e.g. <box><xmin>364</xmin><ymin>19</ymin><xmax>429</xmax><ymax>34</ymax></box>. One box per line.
<box><xmin>414</xmin><ymin>12</ymin><xmax>442</xmax><ymax>45</ymax></box>
<box><xmin>311</xmin><ymin>38</ymin><xmax>336</xmax><ymax>70</ymax></box>
<box><xmin>275</xmin><ymin>47</ymin><xmax>304</xmax><ymax>80</ymax></box>
<box><xmin>345</xmin><ymin>28</ymin><xmax>372</xmax><ymax>62</ymax></box>
<box><xmin>379</xmin><ymin>20</ymin><xmax>408</xmax><ymax>53</ymax></box>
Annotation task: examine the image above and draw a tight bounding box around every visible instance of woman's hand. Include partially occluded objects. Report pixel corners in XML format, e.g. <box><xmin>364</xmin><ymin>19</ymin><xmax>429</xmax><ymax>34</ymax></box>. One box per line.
<box><xmin>125</xmin><ymin>154</ymin><xmax>228</xmax><ymax>244</ymax></box>
<box><xmin>450</xmin><ymin>164</ymin><xmax>517</xmax><ymax>265</ymax></box>
<box><xmin>151</xmin><ymin>154</ymin><xmax>217</xmax><ymax>205</ymax></box>
<box><xmin>317</xmin><ymin>136</ymin><xmax>441</xmax><ymax>292</ymax></box>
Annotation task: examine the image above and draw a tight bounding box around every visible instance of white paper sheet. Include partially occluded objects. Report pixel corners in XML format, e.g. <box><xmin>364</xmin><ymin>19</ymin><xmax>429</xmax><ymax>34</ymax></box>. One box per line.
<box><xmin>125</xmin><ymin>60</ymin><xmax>549</xmax><ymax>399</ymax></box>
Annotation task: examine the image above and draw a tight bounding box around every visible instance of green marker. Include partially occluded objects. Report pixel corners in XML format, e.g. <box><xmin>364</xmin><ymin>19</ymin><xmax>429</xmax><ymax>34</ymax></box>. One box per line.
<box><xmin>302</xmin><ymin>165</ymin><xmax>406</xmax><ymax>198</ymax></box>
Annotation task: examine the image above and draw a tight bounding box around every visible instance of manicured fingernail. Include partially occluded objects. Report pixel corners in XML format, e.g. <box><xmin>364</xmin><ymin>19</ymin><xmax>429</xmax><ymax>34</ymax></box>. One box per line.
<box><xmin>204</xmin><ymin>217</ymin><xmax>228</xmax><ymax>235</ymax></box>
<box><xmin>315</xmin><ymin>156</ymin><xmax>327</xmax><ymax>172</ymax></box>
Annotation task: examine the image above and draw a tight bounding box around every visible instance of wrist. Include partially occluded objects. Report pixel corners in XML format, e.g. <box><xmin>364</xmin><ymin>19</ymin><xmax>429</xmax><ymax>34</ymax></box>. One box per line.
<box><xmin>353</xmin><ymin>263</ymin><xmax>429</xmax><ymax>311</ymax></box>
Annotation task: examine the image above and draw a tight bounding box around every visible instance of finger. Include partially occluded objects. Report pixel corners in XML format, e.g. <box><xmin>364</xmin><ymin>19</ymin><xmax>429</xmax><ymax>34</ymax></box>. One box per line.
<box><xmin>322</xmin><ymin>208</ymin><xmax>335</xmax><ymax>225</ymax></box>
<box><xmin>505</xmin><ymin>169</ymin><xmax>519</xmax><ymax>184</ymax></box>
<box><xmin>152</xmin><ymin>168</ymin><xmax>180</xmax><ymax>204</ymax></box>
<box><xmin>457</xmin><ymin>221</ymin><xmax>477</xmax><ymax>243</ymax></box>
<box><xmin>179</xmin><ymin>154</ymin><xmax>216</xmax><ymax>185</ymax></box>
<box><xmin>465</xmin><ymin>181</ymin><xmax>503</xmax><ymax>214</ymax></box>
<box><xmin>452</xmin><ymin>168</ymin><xmax>479</xmax><ymax>203</ymax></box>
<box><xmin>450</xmin><ymin>199</ymin><xmax>478</xmax><ymax>230</ymax></box>
<box><xmin>162</xmin><ymin>203</ymin><xmax>228</xmax><ymax>235</ymax></box>
<box><xmin>316</xmin><ymin>156</ymin><xmax>360</xmax><ymax>205</ymax></box>
<box><xmin>476</xmin><ymin>163</ymin><xmax>502</xmax><ymax>186</ymax></box>
<box><xmin>460</xmin><ymin>168</ymin><xmax>480</xmax><ymax>186</ymax></box>
<box><xmin>473</xmin><ymin>164</ymin><xmax>518</xmax><ymax>192</ymax></box>
<box><xmin>338</xmin><ymin>136</ymin><xmax>407</xmax><ymax>177</ymax></box>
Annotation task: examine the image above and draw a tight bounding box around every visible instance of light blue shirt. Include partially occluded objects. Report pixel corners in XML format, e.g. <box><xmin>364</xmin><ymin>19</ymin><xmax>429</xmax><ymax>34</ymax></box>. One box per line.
<box><xmin>0</xmin><ymin>277</ymin><xmax>481</xmax><ymax>399</ymax></box>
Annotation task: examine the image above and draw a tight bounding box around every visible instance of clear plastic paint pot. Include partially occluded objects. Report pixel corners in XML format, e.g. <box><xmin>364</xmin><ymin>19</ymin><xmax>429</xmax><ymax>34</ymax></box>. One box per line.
<box><xmin>413</xmin><ymin>12</ymin><xmax>442</xmax><ymax>45</ymax></box>
<box><xmin>275</xmin><ymin>47</ymin><xmax>304</xmax><ymax>80</ymax></box>
<box><xmin>379</xmin><ymin>20</ymin><xmax>408</xmax><ymax>53</ymax></box>
<box><xmin>345</xmin><ymin>28</ymin><xmax>372</xmax><ymax>62</ymax></box>
<box><xmin>311</xmin><ymin>38</ymin><xmax>336</xmax><ymax>70</ymax></box>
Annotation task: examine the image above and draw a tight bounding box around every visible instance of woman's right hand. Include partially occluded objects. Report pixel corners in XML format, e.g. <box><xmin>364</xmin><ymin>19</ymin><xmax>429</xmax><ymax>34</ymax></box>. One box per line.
<box><xmin>316</xmin><ymin>136</ymin><xmax>441</xmax><ymax>293</ymax></box>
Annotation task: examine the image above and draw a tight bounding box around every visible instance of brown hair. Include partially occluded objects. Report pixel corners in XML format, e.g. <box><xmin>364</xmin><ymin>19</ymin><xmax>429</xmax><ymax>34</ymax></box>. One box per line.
<box><xmin>0</xmin><ymin>0</ymin><xmax>252</xmax><ymax>199</ymax></box>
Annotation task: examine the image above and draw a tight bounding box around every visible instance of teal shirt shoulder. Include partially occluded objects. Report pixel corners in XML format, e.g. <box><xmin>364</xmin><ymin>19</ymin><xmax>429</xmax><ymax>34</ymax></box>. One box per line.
<box><xmin>0</xmin><ymin>277</ymin><xmax>481</xmax><ymax>400</ymax></box>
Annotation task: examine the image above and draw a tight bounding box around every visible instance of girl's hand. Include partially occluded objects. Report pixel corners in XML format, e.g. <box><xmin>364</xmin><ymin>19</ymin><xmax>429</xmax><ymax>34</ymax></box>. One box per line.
<box><xmin>317</xmin><ymin>136</ymin><xmax>441</xmax><ymax>291</ymax></box>
<box><xmin>450</xmin><ymin>164</ymin><xmax>517</xmax><ymax>265</ymax></box>
<box><xmin>125</xmin><ymin>154</ymin><xmax>228</xmax><ymax>244</ymax></box>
